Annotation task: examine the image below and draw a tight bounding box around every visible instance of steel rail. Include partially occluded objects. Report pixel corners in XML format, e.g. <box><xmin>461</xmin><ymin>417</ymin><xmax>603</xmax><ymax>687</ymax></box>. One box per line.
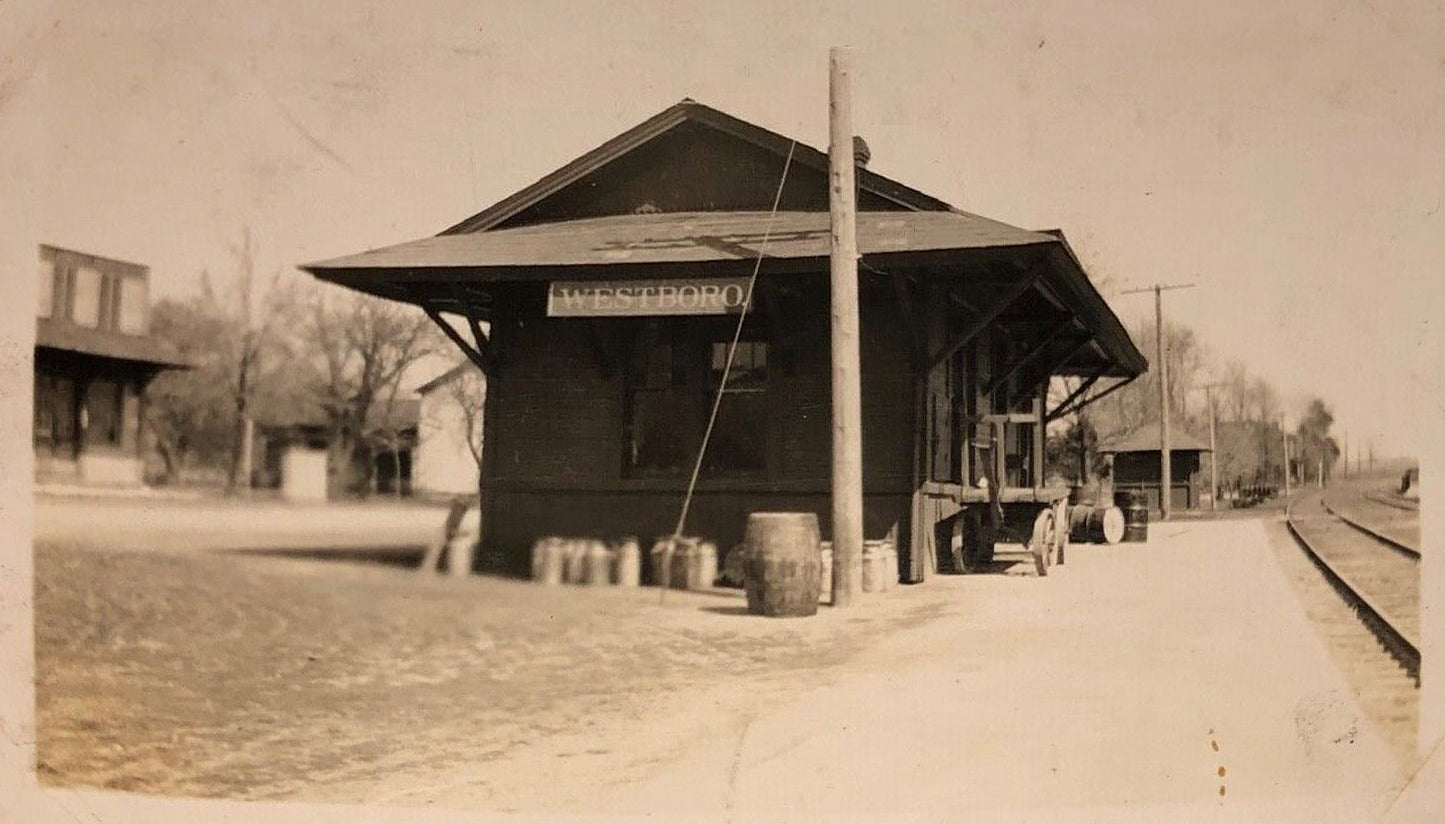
<box><xmin>1285</xmin><ymin>498</ymin><xmax>1420</xmax><ymax>682</ymax></box>
<box><xmin>1319</xmin><ymin>498</ymin><xmax>1420</xmax><ymax>559</ymax></box>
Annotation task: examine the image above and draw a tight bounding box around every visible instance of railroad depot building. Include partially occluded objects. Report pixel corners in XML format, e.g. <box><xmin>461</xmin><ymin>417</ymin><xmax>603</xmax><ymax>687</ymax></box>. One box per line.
<box><xmin>304</xmin><ymin>100</ymin><xmax>1147</xmax><ymax>580</ymax></box>
<box><xmin>34</xmin><ymin>245</ymin><xmax>188</xmax><ymax>487</ymax></box>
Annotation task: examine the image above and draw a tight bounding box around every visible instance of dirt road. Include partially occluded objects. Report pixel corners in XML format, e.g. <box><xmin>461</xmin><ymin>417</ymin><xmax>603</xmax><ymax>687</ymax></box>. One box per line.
<box><xmin>32</xmin><ymin>498</ymin><xmax>1410</xmax><ymax>818</ymax></box>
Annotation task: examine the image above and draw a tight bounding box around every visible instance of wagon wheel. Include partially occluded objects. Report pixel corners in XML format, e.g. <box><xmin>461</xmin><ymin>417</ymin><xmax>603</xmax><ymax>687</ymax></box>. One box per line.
<box><xmin>1028</xmin><ymin>508</ymin><xmax>1055</xmax><ymax>577</ymax></box>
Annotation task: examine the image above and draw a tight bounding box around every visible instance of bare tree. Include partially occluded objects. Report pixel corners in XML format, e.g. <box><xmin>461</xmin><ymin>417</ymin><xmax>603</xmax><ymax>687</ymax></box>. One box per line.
<box><xmin>439</xmin><ymin>362</ymin><xmax>486</xmax><ymax>469</ymax></box>
<box><xmin>189</xmin><ymin>227</ymin><xmax>297</xmax><ymax>492</ymax></box>
<box><xmin>144</xmin><ymin>297</ymin><xmax>236</xmax><ymax>483</ymax></box>
<box><xmin>302</xmin><ymin>286</ymin><xmax>443</xmax><ymax>496</ymax></box>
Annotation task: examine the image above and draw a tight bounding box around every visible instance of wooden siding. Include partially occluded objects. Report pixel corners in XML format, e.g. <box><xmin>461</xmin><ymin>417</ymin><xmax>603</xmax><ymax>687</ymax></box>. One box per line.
<box><xmin>476</xmin><ymin>274</ymin><xmax>916</xmax><ymax>573</ymax></box>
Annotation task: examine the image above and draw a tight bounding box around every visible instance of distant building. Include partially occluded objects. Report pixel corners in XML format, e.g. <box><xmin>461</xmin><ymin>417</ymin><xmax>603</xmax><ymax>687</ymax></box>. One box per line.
<box><xmin>253</xmin><ymin>398</ymin><xmax>420</xmax><ymax>499</ymax></box>
<box><xmin>414</xmin><ymin>362</ymin><xmax>485</xmax><ymax>497</ymax></box>
<box><xmin>1098</xmin><ymin>421</ymin><xmax>1212</xmax><ymax>511</ymax></box>
<box><xmin>33</xmin><ymin>245</ymin><xmax>188</xmax><ymax>487</ymax></box>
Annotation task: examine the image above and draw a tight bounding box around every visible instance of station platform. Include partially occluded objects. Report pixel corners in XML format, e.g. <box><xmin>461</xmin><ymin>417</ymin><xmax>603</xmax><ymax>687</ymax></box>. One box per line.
<box><xmin>590</xmin><ymin>518</ymin><xmax>1408</xmax><ymax>820</ymax></box>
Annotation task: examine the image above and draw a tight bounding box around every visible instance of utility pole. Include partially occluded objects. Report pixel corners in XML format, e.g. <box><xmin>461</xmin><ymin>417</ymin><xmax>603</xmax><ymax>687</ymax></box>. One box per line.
<box><xmin>1342</xmin><ymin>430</ymin><xmax>1348</xmax><ymax>478</ymax></box>
<box><xmin>1119</xmin><ymin>282</ymin><xmax>1196</xmax><ymax>519</ymax></box>
<box><xmin>828</xmin><ymin>46</ymin><xmax>863</xmax><ymax>607</ymax></box>
<box><xmin>1369</xmin><ymin>441</ymin><xmax>1375</xmax><ymax>474</ymax></box>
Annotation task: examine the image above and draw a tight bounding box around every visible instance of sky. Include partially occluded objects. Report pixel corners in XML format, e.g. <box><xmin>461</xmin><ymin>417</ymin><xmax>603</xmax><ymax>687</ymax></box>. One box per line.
<box><xmin>2</xmin><ymin>0</ymin><xmax>1442</xmax><ymax>457</ymax></box>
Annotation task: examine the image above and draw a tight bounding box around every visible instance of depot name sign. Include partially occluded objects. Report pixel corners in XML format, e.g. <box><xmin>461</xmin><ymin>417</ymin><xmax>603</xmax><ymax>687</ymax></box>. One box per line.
<box><xmin>546</xmin><ymin>277</ymin><xmax>752</xmax><ymax>317</ymax></box>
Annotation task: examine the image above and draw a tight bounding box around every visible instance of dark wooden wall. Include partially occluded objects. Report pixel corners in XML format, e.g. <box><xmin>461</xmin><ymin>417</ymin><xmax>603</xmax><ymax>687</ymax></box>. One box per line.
<box><xmin>1113</xmin><ymin>450</ymin><xmax>1205</xmax><ymax>510</ymax></box>
<box><xmin>477</xmin><ymin>272</ymin><xmax>917</xmax><ymax>574</ymax></box>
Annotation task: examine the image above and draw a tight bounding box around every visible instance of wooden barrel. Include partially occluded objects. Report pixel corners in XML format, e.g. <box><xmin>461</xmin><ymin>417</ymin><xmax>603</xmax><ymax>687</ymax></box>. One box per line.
<box><xmin>1089</xmin><ymin>506</ymin><xmax>1127</xmax><ymax>545</ymax></box>
<box><xmin>614</xmin><ymin>537</ymin><xmax>640</xmax><ymax>587</ymax></box>
<box><xmin>1114</xmin><ymin>491</ymin><xmax>1149</xmax><ymax>543</ymax></box>
<box><xmin>1068</xmin><ymin>505</ymin><xmax>1094</xmax><ymax>542</ymax></box>
<box><xmin>743</xmin><ymin>513</ymin><xmax>822</xmax><ymax>617</ymax></box>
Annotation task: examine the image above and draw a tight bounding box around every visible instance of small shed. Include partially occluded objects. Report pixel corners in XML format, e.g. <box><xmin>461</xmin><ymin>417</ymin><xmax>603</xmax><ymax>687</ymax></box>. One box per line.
<box><xmin>1098</xmin><ymin>422</ymin><xmax>1212</xmax><ymax>511</ymax></box>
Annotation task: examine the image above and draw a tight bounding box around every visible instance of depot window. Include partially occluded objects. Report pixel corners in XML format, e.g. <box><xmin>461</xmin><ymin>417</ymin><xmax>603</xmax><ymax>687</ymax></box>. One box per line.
<box><xmin>624</xmin><ymin>320</ymin><xmax>767</xmax><ymax>477</ymax></box>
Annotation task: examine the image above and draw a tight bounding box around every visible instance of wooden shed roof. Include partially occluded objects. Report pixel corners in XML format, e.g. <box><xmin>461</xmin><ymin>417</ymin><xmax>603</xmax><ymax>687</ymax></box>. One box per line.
<box><xmin>1099</xmin><ymin>421</ymin><xmax>1212</xmax><ymax>454</ymax></box>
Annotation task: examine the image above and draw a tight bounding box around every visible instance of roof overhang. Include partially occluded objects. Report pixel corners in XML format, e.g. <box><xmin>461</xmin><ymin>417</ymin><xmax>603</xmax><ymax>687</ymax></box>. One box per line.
<box><xmin>35</xmin><ymin>319</ymin><xmax>191</xmax><ymax>371</ymax></box>
<box><xmin>303</xmin><ymin>211</ymin><xmax>1145</xmax><ymax>380</ymax></box>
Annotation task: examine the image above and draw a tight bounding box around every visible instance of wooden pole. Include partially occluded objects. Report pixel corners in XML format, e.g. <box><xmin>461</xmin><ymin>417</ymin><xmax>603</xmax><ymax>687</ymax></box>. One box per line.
<box><xmin>1121</xmin><ymin>283</ymin><xmax>1194</xmax><ymax>516</ymax></box>
<box><xmin>829</xmin><ymin>47</ymin><xmax>863</xmax><ymax>607</ymax></box>
<box><xmin>1156</xmin><ymin>286</ymin><xmax>1171</xmax><ymax>519</ymax></box>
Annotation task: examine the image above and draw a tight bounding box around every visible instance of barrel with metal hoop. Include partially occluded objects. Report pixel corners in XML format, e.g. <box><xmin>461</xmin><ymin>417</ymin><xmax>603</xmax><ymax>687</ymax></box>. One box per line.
<box><xmin>743</xmin><ymin>512</ymin><xmax>823</xmax><ymax>617</ymax></box>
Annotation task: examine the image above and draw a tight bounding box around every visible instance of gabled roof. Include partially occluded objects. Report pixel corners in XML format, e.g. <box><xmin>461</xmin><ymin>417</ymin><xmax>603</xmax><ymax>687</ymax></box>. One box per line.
<box><xmin>301</xmin><ymin>98</ymin><xmax>1149</xmax><ymax>381</ymax></box>
<box><xmin>1099</xmin><ymin>421</ymin><xmax>1211</xmax><ymax>454</ymax></box>
<box><xmin>440</xmin><ymin>99</ymin><xmax>954</xmax><ymax>234</ymax></box>
<box><xmin>307</xmin><ymin>210</ymin><xmax>1052</xmax><ymax>273</ymax></box>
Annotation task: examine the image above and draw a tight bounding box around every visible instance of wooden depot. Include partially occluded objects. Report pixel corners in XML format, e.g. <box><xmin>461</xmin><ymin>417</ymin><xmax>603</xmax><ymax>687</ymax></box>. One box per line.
<box><xmin>303</xmin><ymin>99</ymin><xmax>1147</xmax><ymax>585</ymax></box>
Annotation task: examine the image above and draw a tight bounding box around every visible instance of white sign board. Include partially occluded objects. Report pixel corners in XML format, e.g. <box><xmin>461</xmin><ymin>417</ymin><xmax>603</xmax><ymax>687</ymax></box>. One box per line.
<box><xmin>547</xmin><ymin>277</ymin><xmax>752</xmax><ymax>317</ymax></box>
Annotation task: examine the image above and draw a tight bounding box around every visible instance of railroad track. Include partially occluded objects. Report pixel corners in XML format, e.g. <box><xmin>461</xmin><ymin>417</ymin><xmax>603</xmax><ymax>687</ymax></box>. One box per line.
<box><xmin>1321</xmin><ymin>495</ymin><xmax>1420</xmax><ymax>559</ymax></box>
<box><xmin>1285</xmin><ymin>490</ymin><xmax>1420</xmax><ymax>682</ymax></box>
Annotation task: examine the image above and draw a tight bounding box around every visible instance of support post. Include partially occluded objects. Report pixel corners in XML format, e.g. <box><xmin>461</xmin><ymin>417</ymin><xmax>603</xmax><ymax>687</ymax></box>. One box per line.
<box><xmin>1046</xmin><ymin>372</ymin><xmax>1101</xmax><ymax>423</ymax></box>
<box><xmin>829</xmin><ymin>47</ymin><xmax>863</xmax><ymax>607</ymax></box>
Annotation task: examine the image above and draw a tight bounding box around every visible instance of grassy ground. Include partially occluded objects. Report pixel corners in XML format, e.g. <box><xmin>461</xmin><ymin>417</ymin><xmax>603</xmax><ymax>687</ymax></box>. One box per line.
<box><xmin>33</xmin><ymin>540</ymin><xmax>947</xmax><ymax>802</ymax></box>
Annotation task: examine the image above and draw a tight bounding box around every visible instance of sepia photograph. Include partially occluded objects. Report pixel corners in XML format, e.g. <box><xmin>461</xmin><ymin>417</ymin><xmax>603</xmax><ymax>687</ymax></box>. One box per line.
<box><xmin>1</xmin><ymin>1</ymin><xmax>1443</xmax><ymax>821</ymax></box>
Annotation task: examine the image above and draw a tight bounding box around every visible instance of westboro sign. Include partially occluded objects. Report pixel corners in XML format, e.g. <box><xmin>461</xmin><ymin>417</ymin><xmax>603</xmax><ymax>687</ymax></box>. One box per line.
<box><xmin>546</xmin><ymin>277</ymin><xmax>752</xmax><ymax>317</ymax></box>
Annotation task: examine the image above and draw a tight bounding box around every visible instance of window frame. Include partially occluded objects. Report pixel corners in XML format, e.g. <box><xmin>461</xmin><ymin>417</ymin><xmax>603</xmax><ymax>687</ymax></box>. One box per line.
<box><xmin>621</xmin><ymin>318</ymin><xmax>770</xmax><ymax>480</ymax></box>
